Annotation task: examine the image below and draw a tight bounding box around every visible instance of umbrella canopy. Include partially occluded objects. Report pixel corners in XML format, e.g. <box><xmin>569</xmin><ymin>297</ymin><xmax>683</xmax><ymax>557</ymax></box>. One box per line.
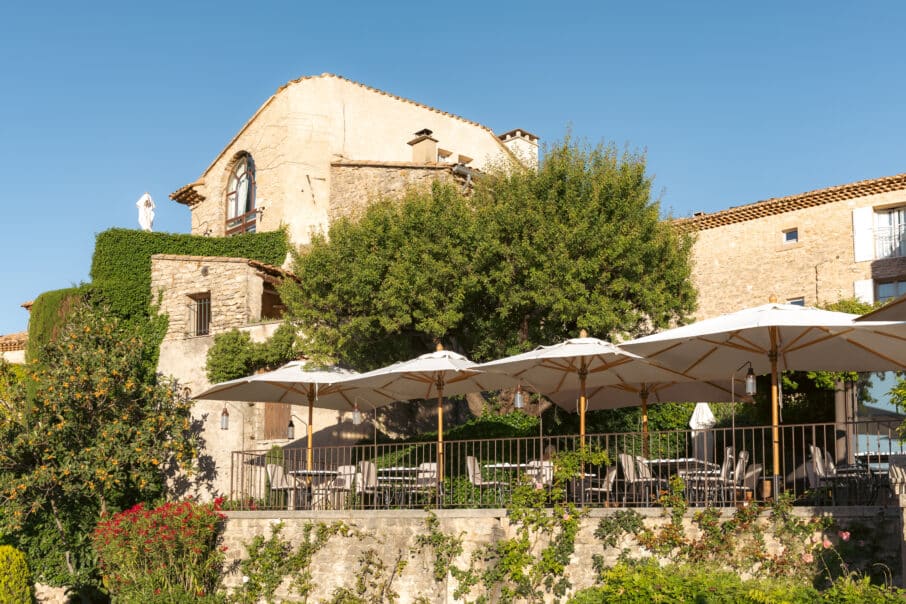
<box><xmin>346</xmin><ymin>346</ymin><xmax>517</xmax><ymax>460</ymax></box>
<box><xmin>620</xmin><ymin>302</ymin><xmax>906</xmax><ymax>485</ymax></box>
<box><xmin>474</xmin><ymin>332</ymin><xmax>691</xmax><ymax>439</ymax></box>
<box><xmin>194</xmin><ymin>361</ymin><xmax>400</xmax><ymax>471</ymax></box>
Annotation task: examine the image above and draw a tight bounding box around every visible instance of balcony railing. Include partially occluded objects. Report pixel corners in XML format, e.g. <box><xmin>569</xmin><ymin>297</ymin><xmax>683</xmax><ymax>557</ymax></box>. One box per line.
<box><xmin>875</xmin><ymin>224</ymin><xmax>906</xmax><ymax>259</ymax></box>
<box><xmin>226</xmin><ymin>420</ymin><xmax>903</xmax><ymax>511</ymax></box>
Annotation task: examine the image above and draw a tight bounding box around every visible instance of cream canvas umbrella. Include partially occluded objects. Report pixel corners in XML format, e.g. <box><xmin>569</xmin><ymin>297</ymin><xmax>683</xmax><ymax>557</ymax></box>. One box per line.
<box><xmin>546</xmin><ymin>377</ymin><xmax>745</xmax><ymax>439</ymax></box>
<box><xmin>194</xmin><ymin>361</ymin><xmax>399</xmax><ymax>472</ymax></box>
<box><xmin>620</xmin><ymin>302</ymin><xmax>906</xmax><ymax>490</ymax></box>
<box><xmin>474</xmin><ymin>331</ymin><xmax>691</xmax><ymax>441</ymax></box>
<box><xmin>345</xmin><ymin>344</ymin><xmax>518</xmax><ymax>478</ymax></box>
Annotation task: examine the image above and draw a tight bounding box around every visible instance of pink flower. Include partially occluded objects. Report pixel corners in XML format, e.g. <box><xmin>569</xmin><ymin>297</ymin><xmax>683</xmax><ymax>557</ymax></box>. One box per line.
<box><xmin>822</xmin><ymin>537</ymin><xmax>832</xmax><ymax>549</ymax></box>
<box><xmin>802</xmin><ymin>552</ymin><xmax>814</xmax><ymax>564</ymax></box>
<box><xmin>837</xmin><ymin>530</ymin><xmax>850</xmax><ymax>542</ymax></box>
<box><xmin>563</xmin><ymin>513</ymin><xmax>571</xmax><ymax>521</ymax></box>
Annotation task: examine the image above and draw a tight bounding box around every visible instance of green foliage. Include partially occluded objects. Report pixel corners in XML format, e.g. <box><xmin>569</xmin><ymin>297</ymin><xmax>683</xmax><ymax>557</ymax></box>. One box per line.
<box><xmin>232</xmin><ymin>521</ymin><xmax>351</xmax><ymax>604</ymax></box>
<box><xmin>90</xmin><ymin>227</ymin><xmax>288</xmax><ymax>320</ymax></box>
<box><xmin>25</xmin><ymin>286</ymin><xmax>85</xmax><ymax>362</ymax></box>
<box><xmin>571</xmin><ymin>560</ymin><xmax>820</xmax><ymax>603</ymax></box>
<box><xmin>0</xmin><ymin>303</ymin><xmax>199</xmax><ymax>590</ymax></box>
<box><xmin>92</xmin><ymin>500</ymin><xmax>225</xmax><ymax>602</ymax></box>
<box><xmin>325</xmin><ymin>548</ymin><xmax>406</xmax><ymax>604</ymax></box>
<box><xmin>416</xmin><ymin>513</ymin><xmax>464</xmax><ymax>582</ymax></box>
<box><xmin>205</xmin><ymin>323</ymin><xmax>298</xmax><ymax>383</ymax></box>
<box><xmin>281</xmin><ymin>138</ymin><xmax>696</xmax><ymax>369</ymax></box>
<box><xmin>0</xmin><ymin>544</ymin><xmax>34</xmax><ymax>603</ymax></box>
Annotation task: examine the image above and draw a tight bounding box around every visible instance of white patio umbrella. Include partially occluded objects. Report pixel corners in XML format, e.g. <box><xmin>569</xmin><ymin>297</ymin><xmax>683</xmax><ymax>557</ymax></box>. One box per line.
<box><xmin>194</xmin><ymin>361</ymin><xmax>400</xmax><ymax>472</ymax></box>
<box><xmin>620</xmin><ymin>302</ymin><xmax>906</xmax><ymax>489</ymax></box>
<box><xmin>474</xmin><ymin>331</ymin><xmax>691</xmax><ymax>441</ymax></box>
<box><xmin>344</xmin><ymin>344</ymin><xmax>518</xmax><ymax>477</ymax></box>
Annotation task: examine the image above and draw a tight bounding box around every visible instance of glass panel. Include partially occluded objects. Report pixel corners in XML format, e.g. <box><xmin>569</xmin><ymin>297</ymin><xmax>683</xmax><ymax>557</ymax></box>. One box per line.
<box><xmin>878</xmin><ymin>282</ymin><xmax>897</xmax><ymax>302</ymax></box>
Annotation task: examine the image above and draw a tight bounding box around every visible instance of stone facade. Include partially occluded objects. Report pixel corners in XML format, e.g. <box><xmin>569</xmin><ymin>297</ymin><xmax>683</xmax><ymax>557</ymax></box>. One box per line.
<box><xmin>329</xmin><ymin>161</ymin><xmax>458</xmax><ymax>222</ymax></box>
<box><xmin>681</xmin><ymin>173</ymin><xmax>906</xmax><ymax>319</ymax></box>
<box><xmin>171</xmin><ymin>73</ymin><xmax>535</xmax><ymax>246</ymax></box>
<box><xmin>216</xmin><ymin>506</ymin><xmax>901</xmax><ymax>602</ymax></box>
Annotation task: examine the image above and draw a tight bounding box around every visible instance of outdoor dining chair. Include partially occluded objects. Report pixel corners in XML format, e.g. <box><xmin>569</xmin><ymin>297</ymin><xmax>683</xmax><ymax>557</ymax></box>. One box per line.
<box><xmin>265</xmin><ymin>463</ymin><xmax>299</xmax><ymax>511</ymax></box>
<box><xmin>466</xmin><ymin>456</ymin><xmax>508</xmax><ymax>505</ymax></box>
<box><xmin>584</xmin><ymin>465</ymin><xmax>618</xmax><ymax>505</ymax></box>
<box><xmin>312</xmin><ymin>464</ymin><xmax>356</xmax><ymax>509</ymax></box>
<box><xmin>619</xmin><ymin>454</ymin><xmax>662</xmax><ymax>506</ymax></box>
<box><xmin>356</xmin><ymin>461</ymin><xmax>388</xmax><ymax>508</ymax></box>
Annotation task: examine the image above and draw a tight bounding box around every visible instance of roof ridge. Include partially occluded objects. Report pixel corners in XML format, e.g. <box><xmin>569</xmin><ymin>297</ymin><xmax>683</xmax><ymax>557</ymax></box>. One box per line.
<box><xmin>280</xmin><ymin>73</ymin><xmax>495</xmax><ymax>134</ymax></box>
<box><xmin>676</xmin><ymin>171</ymin><xmax>906</xmax><ymax>230</ymax></box>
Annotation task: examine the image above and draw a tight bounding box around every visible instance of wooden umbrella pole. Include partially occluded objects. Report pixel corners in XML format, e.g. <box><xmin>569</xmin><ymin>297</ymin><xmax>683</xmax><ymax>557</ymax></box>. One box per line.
<box><xmin>769</xmin><ymin>328</ymin><xmax>781</xmax><ymax>496</ymax></box>
<box><xmin>578</xmin><ymin>364</ymin><xmax>588</xmax><ymax>449</ymax></box>
<box><xmin>307</xmin><ymin>390</ymin><xmax>314</xmax><ymax>474</ymax></box>
<box><xmin>437</xmin><ymin>379</ymin><xmax>444</xmax><ymax>487</ymax></box>
<box><xmin>641</xmin><ymin>390</ymin><xmax>650</xmax><ymax>457</ymax></box>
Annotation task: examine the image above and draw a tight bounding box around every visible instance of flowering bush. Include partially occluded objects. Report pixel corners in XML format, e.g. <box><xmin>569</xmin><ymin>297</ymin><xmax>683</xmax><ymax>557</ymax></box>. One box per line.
<box><xmin>93</xmin><ymin>499</ymin><xmax>226</xmax><ymax>602</ymax></box>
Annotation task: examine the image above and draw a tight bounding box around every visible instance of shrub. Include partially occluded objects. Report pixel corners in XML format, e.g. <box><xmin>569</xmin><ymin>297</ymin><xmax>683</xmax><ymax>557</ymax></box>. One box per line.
<box><xmin>0</xmin><ymin>545</ymin><xmax>33</xmax><ymax>603</ymax></box>
<box><xmin>25</xmin><ymin>286</ymin><xmax>84</xmax><ymax>362</ymax></box>
<box><xmin>92</xmin><ymin>500</ymin><xmax>226</xmax><ymax>602</ymax></box>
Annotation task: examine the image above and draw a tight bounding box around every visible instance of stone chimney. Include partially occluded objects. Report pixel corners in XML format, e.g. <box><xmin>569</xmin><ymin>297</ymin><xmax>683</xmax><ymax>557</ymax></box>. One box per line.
<box><xmin>408</xmin><ymin>128</ymin><xmax>438</xmax><ymax>164</ymax></box>
<box><xmin>498</xmin><ymin>129</ymin><xmax>539</xmax><ymax>170</ymax></box>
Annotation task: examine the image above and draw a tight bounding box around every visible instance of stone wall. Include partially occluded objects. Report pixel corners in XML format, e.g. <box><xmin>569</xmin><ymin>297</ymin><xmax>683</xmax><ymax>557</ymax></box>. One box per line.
<box><xmin>218</xmin><ymin>506</ymin><xmax>902</xmax><ymax>602</ymax></box>
<box><xmin>151</xmin><ymin>255</ymin><xmax>265</xmax><ymax>342</ymax></box>
<box><xmin>329</xmin><ymin>162</ymin><xmax>457</xmax><ymax>222</ymax></box>
<box><xmin>689</xmin><ymin>188</ymin><xmax>906</xmax><ymax>319</ymax></box>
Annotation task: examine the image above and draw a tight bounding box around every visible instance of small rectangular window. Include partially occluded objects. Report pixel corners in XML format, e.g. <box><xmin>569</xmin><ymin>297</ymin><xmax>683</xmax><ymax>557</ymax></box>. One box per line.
<box><xmin>783</xmin><ymin>228</ymin><xmax>798</xmax><ymax>244</ymax></box>
<box><xmin>787</xmin><ymin>297</ymin><xmax>805</xmax><ymax>306</ymax></box>
<box><xmin>877</xmin><ymin>279</ymin><xmax>906</xmax><ymax>303</ymax></box>
<box><xmin>190</xmin><ymin>293</ymin><xmax>211</xmax><ymax>336</ymax></box>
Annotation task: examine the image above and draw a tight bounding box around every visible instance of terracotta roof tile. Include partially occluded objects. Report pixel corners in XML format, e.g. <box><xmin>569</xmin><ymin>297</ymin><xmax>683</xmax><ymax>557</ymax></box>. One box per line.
<box><xmin>0</xmin><ymin>331</ymin><xmax>27</xmax><ymax>352</ymax></box>
<box><xmin>675</xmin><ymin>172</ymin><xmax>906</xmax><ymax>231</ymax></box>
<box><xmin>170</xmin><ymin>180</ymin><xmax>206</xmax><ymax>205</ymax></box>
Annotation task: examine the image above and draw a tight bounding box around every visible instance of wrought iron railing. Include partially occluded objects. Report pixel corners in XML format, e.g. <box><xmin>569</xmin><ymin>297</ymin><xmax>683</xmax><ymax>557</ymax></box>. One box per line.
<box><xmin>225</xmin><ymin>420</ymin><xmax>903</xmax><ymax>511</ymax></box>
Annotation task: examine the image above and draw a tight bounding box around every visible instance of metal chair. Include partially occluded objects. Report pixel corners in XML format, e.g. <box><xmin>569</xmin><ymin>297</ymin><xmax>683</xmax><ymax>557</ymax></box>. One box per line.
<box><xmin>265</xmin><ymin>463</ymin><xmax>298</xmax><ymax>510</ymax></box>
<box><xmin>466</xmin><ymin>456</ymin><xmax>507</xmax><ymax>505</ymax></box>
<box><xmin>619</xmin><ymin>454</ymin><xmax>661</xmax><ymax>506</ymax></box>
<box><xmin>357</xmin><ymin>460</ymin><xmax>387</xmax><ymax>508</ymax></box>
<box><xmin>584</xmin><ymin>465</ymin><xmax>619</xmax><ymax>505</ymax></box>
<box><xmin>313</xmin><ymin>464</ymin><xmax>356</xmax><ymax>509</ymax></box>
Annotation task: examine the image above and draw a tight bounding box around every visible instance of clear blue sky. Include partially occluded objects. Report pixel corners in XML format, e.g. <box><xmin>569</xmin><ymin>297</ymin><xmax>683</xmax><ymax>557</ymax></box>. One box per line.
<box><xmin>2</xmin><ymin>1</ymin><xmax>905</xmax><ymax>336</ymax></box>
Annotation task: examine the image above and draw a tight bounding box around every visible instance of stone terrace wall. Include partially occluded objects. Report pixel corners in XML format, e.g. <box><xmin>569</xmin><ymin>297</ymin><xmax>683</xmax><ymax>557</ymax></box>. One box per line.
<box><xmin>219</xmin><ymin>506</ymin><xmax>902</xmax><ymax>603</ymax></box>
<box><xmin>329</xmin><ymin>162</ymin><xmax>457</xmax><ymax>222</ymax></box>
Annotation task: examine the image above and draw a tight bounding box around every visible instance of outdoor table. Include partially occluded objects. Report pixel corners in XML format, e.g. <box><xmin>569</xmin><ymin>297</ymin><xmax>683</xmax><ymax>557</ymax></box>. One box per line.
<box><xmin>288</xmin><ymin>469</ymin><xmax>338</xmax><ymax>509</ymax></box>
<box><xmin>377</xmin><ymin>467</ymin><xmax>421</xmax><ymax>505</ymax></box>
<box><xmin>645</xmin><ymin>458</ymin><xmax>719</xmax><ymax>480</ymax></box>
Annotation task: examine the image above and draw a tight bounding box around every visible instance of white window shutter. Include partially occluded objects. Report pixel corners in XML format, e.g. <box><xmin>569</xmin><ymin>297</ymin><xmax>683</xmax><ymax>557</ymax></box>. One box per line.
<box><xmin>852</xmin><ymin>207</ymin><xmax>874</xmax><ymax>262</ymax></box>
<box><xmin>854</xmin><ymin>279</ymin><xmax>874</xmax><ymax>304</ymax></box>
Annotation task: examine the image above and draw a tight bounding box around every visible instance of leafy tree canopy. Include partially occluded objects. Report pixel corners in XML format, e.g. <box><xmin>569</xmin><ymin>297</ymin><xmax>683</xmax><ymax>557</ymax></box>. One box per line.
<box><xmin>0</xmin><ymin>303</ymin><xmax>198</xmax><ymax>590</ymax></box>
<box><xmin>280</xmin><ymin>138</ymin><xmax>697</xmax><ymax>369</ymax></box>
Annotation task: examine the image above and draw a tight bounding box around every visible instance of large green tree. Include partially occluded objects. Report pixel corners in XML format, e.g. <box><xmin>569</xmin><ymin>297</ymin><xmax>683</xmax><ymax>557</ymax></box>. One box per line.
<box><xmin>280</xmin><ymin>138</ymin><xmax>696</xmax><ymax>369</ymax></box>
<box><xmin>0</xmin><ymin>303</ymin><xmax>198</xmax><ymax>594</ymax></box>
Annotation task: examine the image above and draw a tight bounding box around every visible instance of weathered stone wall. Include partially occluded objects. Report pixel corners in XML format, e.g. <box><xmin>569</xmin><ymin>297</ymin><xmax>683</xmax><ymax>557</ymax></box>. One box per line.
<box><xmin>182</xmin><ymin>74</ymin><xmax>524</xmax><ymax>246</ymax></box>
<box><xmin>329</xmin><ymin>163</ymin><xmax>457</xmax><ymax>222</ymax></box>
<box><xmin>218</xmin><ymin>506</ymin><xmax>902</xmax><ymax>603</ymax></box>
<box><xmin>151</xmin><ymin>255</ymin><xmax>264</xmax><ymax>342</ymax></box>
<box><xmin>690</xmin><ymin>189</ymin><xmax>906</xmax><ymax>319</ymax></box>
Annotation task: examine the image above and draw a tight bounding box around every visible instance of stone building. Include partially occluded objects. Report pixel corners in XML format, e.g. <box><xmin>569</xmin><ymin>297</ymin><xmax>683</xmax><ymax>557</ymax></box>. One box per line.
<box><xmin>159</xmin><ymin>73</ymin><xmax>538</xmax><ymax>497</ymax></box>
<box><xmin>678</xmin><ymin>172</ymin><xmax>906</xmax><ymax>319</ymax></box>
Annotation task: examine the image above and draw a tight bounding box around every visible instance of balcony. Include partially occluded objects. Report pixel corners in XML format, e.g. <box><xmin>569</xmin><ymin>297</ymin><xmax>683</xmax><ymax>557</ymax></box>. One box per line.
<box><xmin>875</xmin><ymin>224</ymin><xmax>906</xmax><ymax>259</ymax></box>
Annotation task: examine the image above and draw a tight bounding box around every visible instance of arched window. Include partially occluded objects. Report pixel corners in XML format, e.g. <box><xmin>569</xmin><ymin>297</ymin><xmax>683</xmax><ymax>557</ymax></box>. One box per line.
<box><xmin>225</xmin><ymin>153</ymin><xmax>256</xmax><ymax>235</ymax></box>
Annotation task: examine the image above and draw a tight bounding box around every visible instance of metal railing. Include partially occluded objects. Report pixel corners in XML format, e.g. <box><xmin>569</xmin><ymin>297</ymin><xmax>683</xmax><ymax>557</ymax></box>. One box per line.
<box><xmin>225</xmin><ymin>420</ymin><xmax>903</xmax><ymax>511</ymax></box>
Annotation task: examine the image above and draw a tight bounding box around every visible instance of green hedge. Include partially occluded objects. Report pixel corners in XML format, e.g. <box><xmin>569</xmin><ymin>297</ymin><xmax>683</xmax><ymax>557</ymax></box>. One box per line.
<box><xmin>25</xmin><ymin>286</ymin><xmax>85</xmax><ymax>362</ymax></box>
<box><xmin>90</xmin><ymin>228</ymin><xmax>289</xmax><ymax>319</ymax></box>
<box><xmin>0</xmin><ymin>545</ymin><xmax>33</xmax><ymax>603</ymax></box>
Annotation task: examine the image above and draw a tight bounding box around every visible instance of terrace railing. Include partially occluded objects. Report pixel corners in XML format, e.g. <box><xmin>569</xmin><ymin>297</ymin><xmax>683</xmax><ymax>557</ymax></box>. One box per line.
<box><xmin>226</xmin><ymin>420</ymin><xmax>903</xmax><ymax>511</ymax></box>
